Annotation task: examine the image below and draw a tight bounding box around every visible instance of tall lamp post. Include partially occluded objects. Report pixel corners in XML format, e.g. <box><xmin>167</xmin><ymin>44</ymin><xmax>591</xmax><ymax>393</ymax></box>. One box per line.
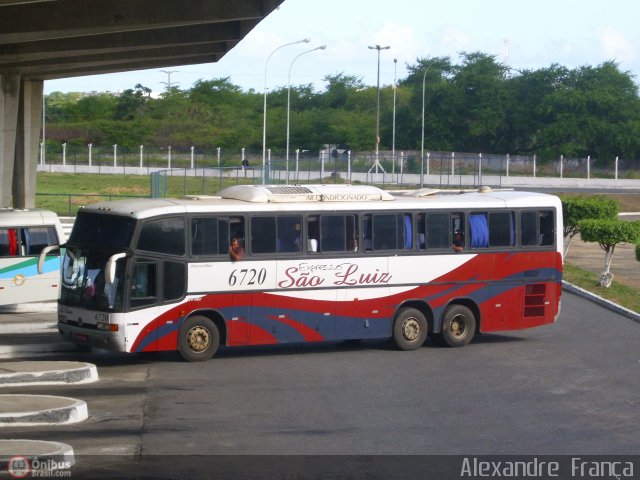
<box><xmin>286</xmin><ymin>44</ymin><xmax>326</xmax><ymax>184</ymax></box>
<box><xmin>262</xmin><ymin>38</ymin><xmax>310</xmax><ymax>184</ymax></box>
<box><xmin>420</xmin><ymin>67</ymin><xmax>428</xmax><ymax>188</ymax></box>
<box><xmin>368</xmin><ymin>44</ymin><xmax>390</xmax><ymax>174</ymax></box>
<box><xmin>392</xmin><ymin>58</ymin><xmax>397</xmax><ymax>180</ymax></box>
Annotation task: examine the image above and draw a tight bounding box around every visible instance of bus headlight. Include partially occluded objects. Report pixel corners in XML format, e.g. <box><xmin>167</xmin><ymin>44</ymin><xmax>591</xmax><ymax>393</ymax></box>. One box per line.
<box><xmin>97</xmin><ymin>322</ymin><xmax>119</xmax><ymax>332</ymax></box>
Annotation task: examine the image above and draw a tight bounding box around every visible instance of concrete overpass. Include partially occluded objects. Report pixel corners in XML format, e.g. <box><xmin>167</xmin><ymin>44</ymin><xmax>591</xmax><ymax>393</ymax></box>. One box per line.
<box><xmin>0</xmin><ymin>0</ymin><xmax>283</xmax><ymax>208</ymax></box>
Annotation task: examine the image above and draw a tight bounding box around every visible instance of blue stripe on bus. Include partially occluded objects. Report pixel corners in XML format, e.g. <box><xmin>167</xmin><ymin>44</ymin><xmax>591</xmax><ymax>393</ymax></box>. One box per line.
<box><xmin>0</xmin><ymin>257</ymin><xmax>60</xmax><ymax>279</ymax></box>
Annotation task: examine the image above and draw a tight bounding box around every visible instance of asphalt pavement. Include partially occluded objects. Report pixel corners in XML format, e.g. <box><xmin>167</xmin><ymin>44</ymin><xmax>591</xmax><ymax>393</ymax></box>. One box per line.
<box><xmin>0</xmin><ymin>275</ymin><xmax>639</xmax><ymax>477</ymax></box>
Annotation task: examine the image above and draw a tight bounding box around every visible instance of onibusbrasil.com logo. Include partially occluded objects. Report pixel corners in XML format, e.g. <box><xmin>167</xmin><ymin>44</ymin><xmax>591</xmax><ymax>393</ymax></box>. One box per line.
<box><xmin>6</xmin><ymin>456</ymin><xmax>72</xmax><ymax>478</ymax></box>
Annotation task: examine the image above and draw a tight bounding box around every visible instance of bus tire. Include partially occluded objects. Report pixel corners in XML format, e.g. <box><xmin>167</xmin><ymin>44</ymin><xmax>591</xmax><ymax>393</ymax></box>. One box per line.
<box><xmin>440</xmin><ymin>304</ymin><xmax>476</xmax><ymax>347</ymax></box>
<box><xmin>178</xmin><ymin>315</ymin><xmax>220</xmax><ymax>362</ymax></box>
<box><xmin>393</xmin><ymin>308</ymin><xmax>428</xmax><ymax>351</ymax></box>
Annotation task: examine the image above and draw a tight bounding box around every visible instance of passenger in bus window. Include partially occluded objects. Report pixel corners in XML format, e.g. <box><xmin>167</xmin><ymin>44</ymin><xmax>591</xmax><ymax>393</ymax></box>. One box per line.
<box><xmin>452</xmin><ymin>229</ymin><xmax>464</xmax><ymax>252</ymax></box>
<box><xmin>307</xmin><ymin>219</ymin><xmax>319</xmax><ymax>252</ymax></box>
<box><xmin>229</xmin><ymin>237</ymin><xmax>244</xmax><ymax>261</ymax></box>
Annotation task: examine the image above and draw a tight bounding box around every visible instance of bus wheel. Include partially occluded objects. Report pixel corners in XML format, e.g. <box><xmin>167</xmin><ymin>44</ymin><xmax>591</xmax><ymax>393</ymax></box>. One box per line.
<box><xmin>393</xmin><ymin>308</ymin><xmax>428</xmax><ymax>351</ymax></box>
<box><xmin>441</xmin><ymin>304</ymin><xmax>476</xmax><ymax>347</ymax></box>
<box><xmin>178</xmin><ymin>316</ymin><xmax>220</xmax><ymax>362</ymax></box>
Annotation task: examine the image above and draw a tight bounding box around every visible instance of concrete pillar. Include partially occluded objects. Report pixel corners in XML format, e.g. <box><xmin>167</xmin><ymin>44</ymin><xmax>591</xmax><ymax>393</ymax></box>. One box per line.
<box><xmin>0</xmin><ymin>73</ymin><xmax>20</xmax><ymax>207</ymax></box>
<box><xmin>0</xmin><ymin>75</ymin><xmax>42</xmax><ymax>209</ymax></box>
<box><xmin>13</xmin><ymin>79</ymin><xmax>43</xmax><ymax>209</ymax></box>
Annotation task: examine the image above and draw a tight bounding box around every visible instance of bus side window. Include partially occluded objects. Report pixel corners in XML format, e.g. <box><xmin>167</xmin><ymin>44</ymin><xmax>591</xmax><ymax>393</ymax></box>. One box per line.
<box><xmin>425</xmin><ymin>213</ymin><xmax>449</xmax><ymax>249</ymax></box>
<box><xmin>191</xmin><ymin>218</ymin><xmax>219</xmax><ymax>255</ymax></box>
<box><xmin>416</xmin><ymin>214</ymin><xmax>426</xmax><ymax>250</ymax></box>
<box><xmin>277</xmin><ymin>215</ymin><xmax>302</xmax><ymax>253</ymax></box>
<box><xmin>451</xmin><ymin>213</ymin><xmax>466</xmax><ymax>251</ymax></box>
<box><xmin>319</xmin><ymin>214</ymin><xmax>357</xmax><ymax>252</ymax></box>
<box><xmin>163</xmin><ymin>261</ymin><xmax>186</xmax><ymax>302</ymax></box>
<box><xmin>320</xmin><ymin>215</ymin><xmax>346</xmax><ymax>252</ymax></box>
<box><xmin>228</xmin><ymin>217</ymin><xmax>245</xmax><ymax>253</ymax></box>
<box><xmin>307</xmin><ymin>216</ymin><xmax>319</xmax><ymax>252</ymax></box>
<box><xmin>520</xmin><ymin>211</ymin><xmax>538</xmax><ymax>246</ymax></box>
<box><xmin>373</xmin><ymin>214</ymin><xmax>395</xmax><ymax>250</ymax></box>
<box><xmin>138</xmin><ymin>217</ymin><xmax>185</xmax><ymax>256</ymax></box>
<box><xmin>22</xmin><ymin>227</ymin><xmax>60</xmax><ymax>256</ymax></box>
<box><xmin>251</xmin><ymin>217</ymin><xmax>276</xmax><ymax>254</ymax></box>
<box><xmin>469</xmin><ymin>213</ymin><xmax>488</xmax><ymax>248</ymax></box>
<box><xmin>488</xmin><ymin>211</ymin><xmax>515</xmax><ymax>247</ymax></box>
<box><xmin>539</xmin><ymin>211</ymin><xmax>554</xmax><ymax>245</ymax></box>
<box><xmin>130</xmin><ymin>260</ymin><xmax>157</xmax><ymax>308</ymax></box>
<box><xmin>0</xmin><ymin>228</ymin><xmax>20</xmax><ymax>256</ymax></box>
<box><xmin>520</xmin><ymin>210</ymin><xmax>554</xmax><ymax>247</ymax></box>
<box><xmin>363</xmin><ymin>215</ymin><xmax>373</xmax><ymax>251</ymax></box>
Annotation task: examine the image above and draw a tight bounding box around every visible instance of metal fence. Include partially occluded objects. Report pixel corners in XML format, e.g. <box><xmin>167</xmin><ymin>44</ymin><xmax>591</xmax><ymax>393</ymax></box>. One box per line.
<box><xmin>38</xmin><ymin>143</ymin><xmax>640</xmax><ymax>181</ymax></box>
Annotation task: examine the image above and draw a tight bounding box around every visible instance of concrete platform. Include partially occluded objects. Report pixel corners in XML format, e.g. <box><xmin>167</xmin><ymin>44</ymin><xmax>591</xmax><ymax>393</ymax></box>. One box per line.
<box><xmin>0</xmin><ymin>394</ymin><xmax>88</xmax><ymax>427</ymax></box>
<box><xmin>0</xmin><ymin>361</ymin><xmax>99</xmax><ymax>387</ymax></box>
<box><xmin>0</xmin><ymin>439</ymin><xmax>75</xmax><ymax>473</ymax></box>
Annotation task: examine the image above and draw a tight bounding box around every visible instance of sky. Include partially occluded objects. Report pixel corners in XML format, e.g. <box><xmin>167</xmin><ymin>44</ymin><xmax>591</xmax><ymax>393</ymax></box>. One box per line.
<box><xmin>44</xmin><ymin>0</ymin><xmax>640</xmax><ymax>96</ymax></box>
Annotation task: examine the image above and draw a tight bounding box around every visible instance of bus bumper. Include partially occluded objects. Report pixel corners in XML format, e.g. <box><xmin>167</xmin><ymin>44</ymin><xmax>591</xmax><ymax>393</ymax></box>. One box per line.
<box><xmin>57</xmin><ymin>322</ymin><xmax>126</xmax><ymax>352</ymax></box>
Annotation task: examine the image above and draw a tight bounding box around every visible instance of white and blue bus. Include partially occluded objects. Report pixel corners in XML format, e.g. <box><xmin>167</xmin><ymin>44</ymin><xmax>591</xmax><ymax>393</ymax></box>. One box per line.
<box><xmin>0</xmin><ymin>208</ymin><xmax>65</xmax><ymax>306</ymax></box>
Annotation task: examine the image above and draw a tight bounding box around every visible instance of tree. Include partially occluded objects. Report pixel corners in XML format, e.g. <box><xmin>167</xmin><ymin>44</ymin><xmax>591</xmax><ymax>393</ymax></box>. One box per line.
<box><xmin>113</xmin><ymin>83</ymin><xmax>152</xmax><ymax>120</ymax></box>
<box><xmin>560</xmin><ymin>195</ymin><xmax>619</xmax><ymax>257</ymax></box>
<box><xmin>578</xmin><ymin>219</ymin><xmax>640</xmax><ymax>287</ymax></box>
<box><xmin>452</xmin><ymin>52</ymin><xmax>511</xmax><ymax>153</ymax></box>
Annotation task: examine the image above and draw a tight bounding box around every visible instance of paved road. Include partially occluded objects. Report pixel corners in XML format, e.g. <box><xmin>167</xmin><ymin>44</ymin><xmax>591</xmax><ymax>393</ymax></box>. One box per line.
<box><xmin>2</xmin><ymin>291</ymin><xmax>639</xmax><ymax>478</ymax></box>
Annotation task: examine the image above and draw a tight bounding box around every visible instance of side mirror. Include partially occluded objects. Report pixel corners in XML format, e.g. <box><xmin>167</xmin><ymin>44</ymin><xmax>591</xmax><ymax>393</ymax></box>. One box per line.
<box><xmin>105</xmin><ymin>253</ymin><xmax>127</xmax><ymax>285</ymax></box>
<box><xmin>37</xmin><ymin>244</ymin><xmax>60</xmax><ymax>274</ymax></box>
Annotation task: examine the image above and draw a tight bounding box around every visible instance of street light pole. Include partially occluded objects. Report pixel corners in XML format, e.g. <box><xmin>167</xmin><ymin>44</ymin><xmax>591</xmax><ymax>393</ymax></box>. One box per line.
<box><xmin>368</xmin><ymin>44</ymin><xmax>390</xmax><ymax>175</ymax></box>
<box><xmin>286</xmin><ymin>45</ymin><xmax>326</xmax><ymax>184</ymax></box>
<box><xmin>392</xmin><ymin>58</ymin><xmax>397</xmax><ymax>180</ymax></box>
<box><xmin>420</xmin><ymin>68</ymin><xmax>428</xmax><ymax>188</ymax></box>
<box><xmin>262</xmin><ymin>38</ymin><xmax>310</xmax><ymax>184</ymax></box>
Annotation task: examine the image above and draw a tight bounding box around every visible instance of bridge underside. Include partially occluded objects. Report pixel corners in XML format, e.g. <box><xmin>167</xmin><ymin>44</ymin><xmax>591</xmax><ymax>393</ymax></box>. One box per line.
<box><xmin>0</xmin><ymin>0</ymin><xmax>282</xmax><ymax>208</ymax></box>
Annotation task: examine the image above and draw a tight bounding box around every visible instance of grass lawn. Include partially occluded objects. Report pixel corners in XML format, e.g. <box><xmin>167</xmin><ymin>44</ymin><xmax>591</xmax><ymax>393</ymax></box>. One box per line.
<box><xmin>563</xmin><ymin>262</ymin><xmax>640</xmax><ymax>314</ymax></box>
<box><xmin>35</xmin><ymin>172</ymin><xmax>248</xmax><ymax>215</ymax></box>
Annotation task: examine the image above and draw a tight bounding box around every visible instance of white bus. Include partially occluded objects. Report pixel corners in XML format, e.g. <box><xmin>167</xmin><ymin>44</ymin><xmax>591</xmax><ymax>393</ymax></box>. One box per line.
<box><xmin>0</xmin><ymin>208</ymin><xmax>65</xmax><ymax>306</ymax></box>
<box><xmin>57</xmin><ymin>184</ymin><xmax>563</xmax><ymax>361</ymax></box>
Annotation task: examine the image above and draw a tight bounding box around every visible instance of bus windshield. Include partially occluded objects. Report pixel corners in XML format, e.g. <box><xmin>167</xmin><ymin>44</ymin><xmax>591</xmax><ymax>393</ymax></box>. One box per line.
<box><xmin>59</xmin><ymin>246</ymin><xmax>125</xmax><ymax>311</ymax></box>
<box><xmin>69</xmin><ymin>212</ymin><xmax>136</xmax><ymax>249</ymax></box>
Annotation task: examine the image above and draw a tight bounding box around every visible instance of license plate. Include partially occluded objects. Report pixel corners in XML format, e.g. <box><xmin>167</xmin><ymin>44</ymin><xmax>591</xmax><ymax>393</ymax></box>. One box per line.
<box><xmin>75</xmin><ymin>333</ymin><xmax>89</xmax><ymax>342</ymax></box>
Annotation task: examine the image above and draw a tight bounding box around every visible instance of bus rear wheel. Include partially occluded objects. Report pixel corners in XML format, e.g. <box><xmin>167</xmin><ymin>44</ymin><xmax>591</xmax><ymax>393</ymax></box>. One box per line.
<box><xmin>178</xmin><ymin>316</ymin><xmax>220</xmax><ymax>362</ymax></box>
<box><xmin>393</xmin><ymin>308</ymin><xmax>428</xmax><ymax>351</ymax></box>
<box><xmin>440</xmin><ymin>304</ymin><xmax>476</xmax><ymax>347</ymax></box>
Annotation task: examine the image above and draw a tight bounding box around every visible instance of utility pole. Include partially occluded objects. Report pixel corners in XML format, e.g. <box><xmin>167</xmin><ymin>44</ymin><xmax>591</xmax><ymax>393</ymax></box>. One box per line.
<box><xmin>160</xmin><ymin>70</ymin><xmax>179</xmax><ymax>91</ymax></box>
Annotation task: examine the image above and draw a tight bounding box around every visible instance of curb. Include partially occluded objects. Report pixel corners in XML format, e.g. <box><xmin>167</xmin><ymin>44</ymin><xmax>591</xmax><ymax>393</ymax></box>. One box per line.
<box><xmin>0</xmin><ymin>362</ymin><xmax>99</xmax><ymax>387</ymax></box>
<box><xmin>0</xmin><ymin>439</ymin><xmax>75</xmax><ymax>473</ymax></box>
<box><xmin>0</xmin><ymin>395</ymin><xmax>88</xmax><ymax>427</ymax></box>
<box><xmin>562</xmin><ymin>280</ymin><xmax>640</xmax><ymax>323</ymax></box>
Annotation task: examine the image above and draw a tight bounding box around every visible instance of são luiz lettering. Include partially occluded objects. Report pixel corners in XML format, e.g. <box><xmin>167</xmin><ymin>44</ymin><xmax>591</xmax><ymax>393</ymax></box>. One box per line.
<box><xmin>278</xmin><ymin>263</ymin><xmax>392</xmax><ymax>289</ymax></box>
